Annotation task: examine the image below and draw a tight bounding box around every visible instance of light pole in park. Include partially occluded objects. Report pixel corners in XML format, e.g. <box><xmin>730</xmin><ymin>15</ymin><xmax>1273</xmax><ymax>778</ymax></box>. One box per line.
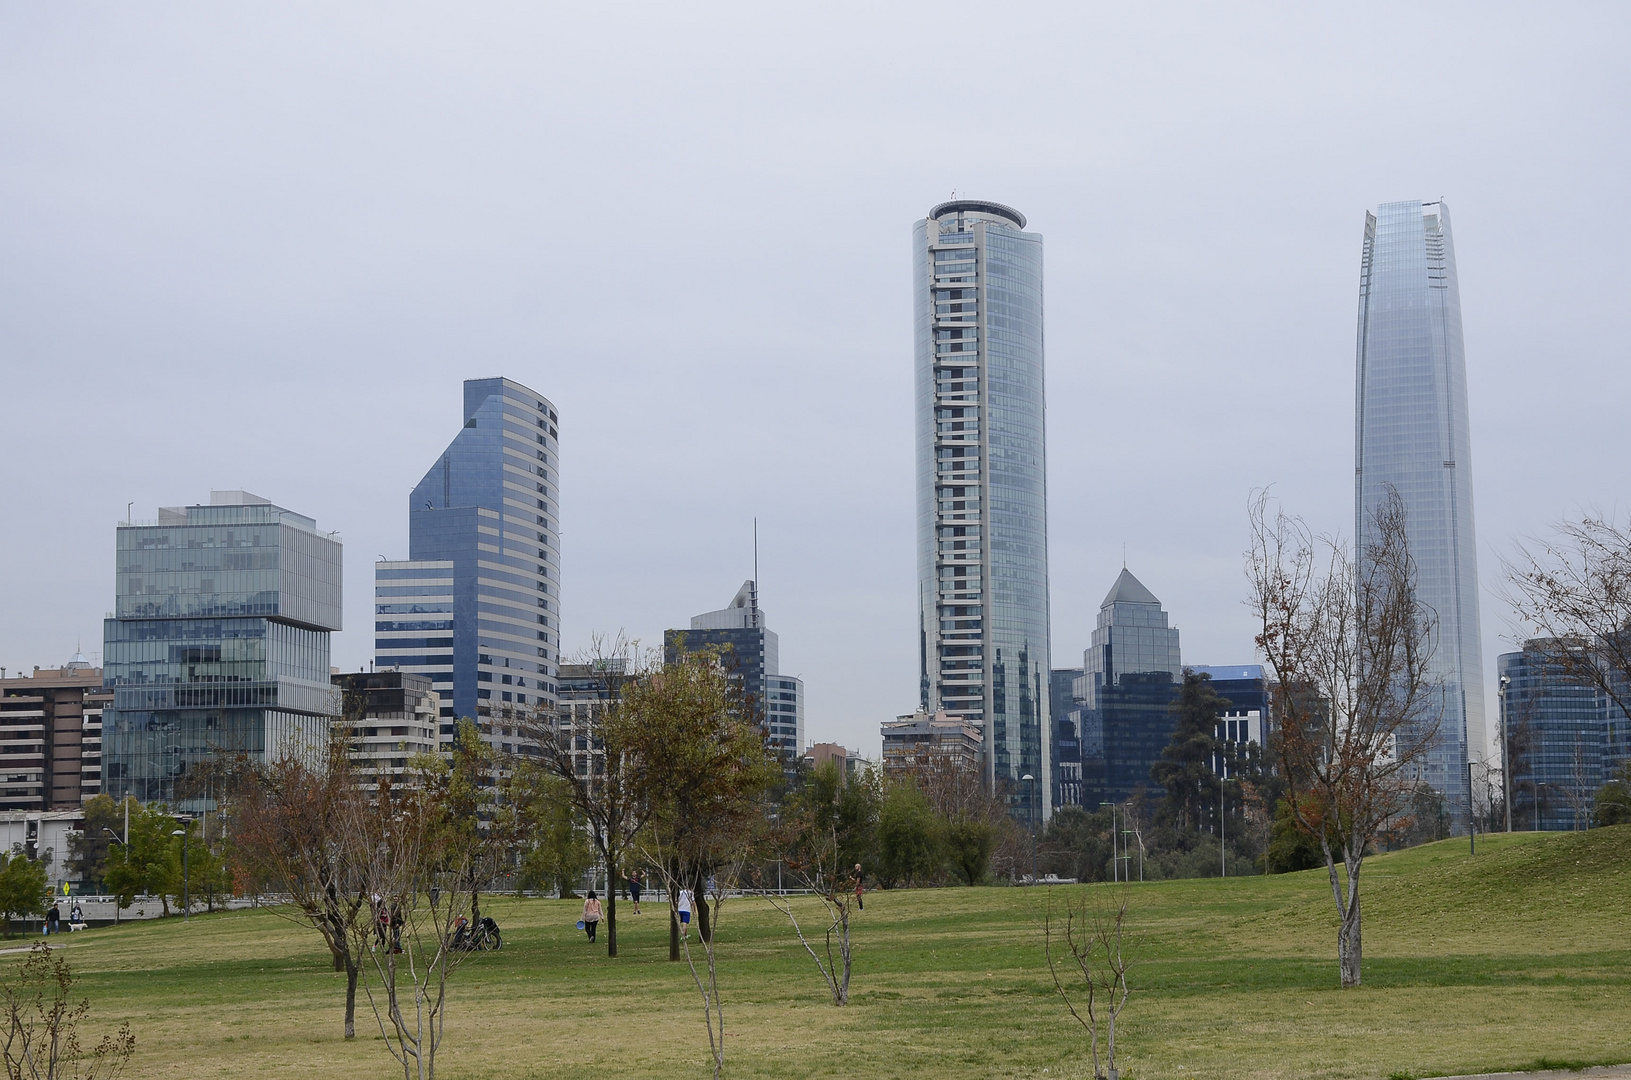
<box><xmin>102</xmin><ymin>825</ymin><xmax>127</xmax><ymax>926</ymax></box>
<box><xmin>1100</xmin><ymin>801</ymin><xmax>1118</xmax><ymax>883</ymax></box>
<box><xmin>171</xmin><ymin>827</ymin><xmax>189</xmax><ymax>922</ymax></box>
<box><xmin>1498</xmin><ymin>674</ymin><xmax>1512</xmax><ymax>832</ymax></box>
<box><xmin>1021</xmin><ymin>774</ymin><xmax>1038</xmax><ymax>883</ymax></box>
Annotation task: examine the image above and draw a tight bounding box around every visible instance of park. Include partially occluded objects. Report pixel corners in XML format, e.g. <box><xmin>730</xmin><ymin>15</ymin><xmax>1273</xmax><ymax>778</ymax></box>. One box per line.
<box><xmin>14</xmin><ymin>825</ymin><xmax>1628</xmax><ymax>1080</ymax></box>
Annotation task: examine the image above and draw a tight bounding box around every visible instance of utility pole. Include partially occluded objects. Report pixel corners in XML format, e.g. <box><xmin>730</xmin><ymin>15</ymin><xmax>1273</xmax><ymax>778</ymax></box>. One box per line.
<box><xmin>1498</xmin><ymin>674</ymin><xmax>1512</xmax><ymax>833</ymax></box>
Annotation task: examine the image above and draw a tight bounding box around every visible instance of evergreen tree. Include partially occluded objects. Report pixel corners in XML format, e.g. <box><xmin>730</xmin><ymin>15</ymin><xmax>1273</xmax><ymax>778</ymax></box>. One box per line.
<box><xmin>1151</xmin><ymin>671</ymin><xmax>1228</xmax><ymax>832</ymax></box>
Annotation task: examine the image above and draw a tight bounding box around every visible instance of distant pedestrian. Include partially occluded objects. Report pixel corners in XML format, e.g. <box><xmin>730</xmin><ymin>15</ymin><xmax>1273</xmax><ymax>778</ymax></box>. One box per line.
<box><xmin>44</xmin><ymin>904</ymin><xmax>60</xmax><ymax>935</ymax></box>
<box><xmin>853</xmin><ymin>864</ymin><xmax>864</xmax><ymax>911</ymax></box>
<box><xmin>678</xmin><ymin>887</ymin><xmax>694</xmax><ymax>940</ymax></box>
<box><xmin>70</xmin><ymin>903</ymin><xmax>83</xmax><ymax>924</ymax></box>
<box><xmin>628</xmin><ymin>871</ymin><xmax>643</xmax><ymax>915</ymax></box>
<box><xmin>582</xmin><ymin>891</ymin><xmax>602</xmax><ymax>943</ymax></box>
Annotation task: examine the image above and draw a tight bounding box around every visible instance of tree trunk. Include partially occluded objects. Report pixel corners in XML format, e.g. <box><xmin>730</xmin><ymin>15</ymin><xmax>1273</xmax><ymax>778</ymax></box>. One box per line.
<box><xmin>1338</xmin><ymin>886</ymin><xmax>1362</xmax><ymax>987</ymax></box>
<box><xmin>606</xmin><ymin>893</ymin><xmax>618</xmax><ymax>958</ymax></box>
<box><xmin>344</xmin><ymin>959</ymin><xmax>358</xmax><ymax>1039</ymax></box>
<box><xmin>470</xmin><ymin>885</ymin><xmax>481</xmax><ymax>927</ymax></box>
<box><xmin>670</xmin><ymin>906</ymin><xmax>680</xmax><ymax>962</ymax></box>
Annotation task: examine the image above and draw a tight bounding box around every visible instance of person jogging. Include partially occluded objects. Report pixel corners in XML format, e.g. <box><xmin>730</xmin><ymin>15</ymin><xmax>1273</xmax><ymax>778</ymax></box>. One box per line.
<box><xmin>582</xmin><ymin>891</ymin><xmax>602</xmax><ymax>943</ymax></box>
<box><xmin>628</xmin><ymin>871</ymin><xmax>643</xmax><ymax>915</ymax></box>
<box><xmin>677</xmin><ymin>887</ymin><xmax>694</xmax><ymax>941</ymax></box>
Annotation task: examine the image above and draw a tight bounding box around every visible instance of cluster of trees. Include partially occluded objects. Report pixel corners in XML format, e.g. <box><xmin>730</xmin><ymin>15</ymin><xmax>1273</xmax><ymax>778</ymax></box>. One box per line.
<box><xmin>67</xmin><ymin>795</ymin><xmax>231</xmax><ymax>917</ymax></box>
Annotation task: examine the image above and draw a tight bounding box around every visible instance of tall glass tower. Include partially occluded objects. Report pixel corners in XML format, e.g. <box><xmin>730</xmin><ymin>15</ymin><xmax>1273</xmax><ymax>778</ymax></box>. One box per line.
<box><xmin>101</xmin><ymin>490</ymin><xmax>342</xmax><ymax>805</ymax></box>
<box><xmin>914</xmin><ymin>199</ymin><xmax>1052</xmax><ymax>820</ymax></box>
<box><xmin>1354</xmin><ymin>199</ymin><xmax>1485</xmax><ymax>803</ymax></box>
<box><xmin>376</xmin><ymin>377</ymin><xmax>560</xmax><ymax>749</ymax></box>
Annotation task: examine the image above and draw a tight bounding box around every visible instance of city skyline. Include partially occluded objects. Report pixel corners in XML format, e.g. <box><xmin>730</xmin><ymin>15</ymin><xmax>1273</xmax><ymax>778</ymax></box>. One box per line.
<box><xmin>4</xmin><ymin>7</ymin><xmax>1629</xmax><ymax>759</ymax></box>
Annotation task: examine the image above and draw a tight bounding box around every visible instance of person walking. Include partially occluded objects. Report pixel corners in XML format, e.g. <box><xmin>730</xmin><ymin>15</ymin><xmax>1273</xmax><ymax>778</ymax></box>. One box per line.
<box><xmin>853</xmin><ymin>864</ymin><xmax>865</xmax><ymax>911</ymax></box>
<box><xmin>677</xmin><ymin>887</ymin><xmax>694</xmax><ymax>941</ymax></box>
<box><xmin>44</xmin><ymin>903</ymin><xmax>60</xmax><ymax>935</ymax></box>
<box><xmin>628</xmin><ymin>871</ymin><xmax>643</xmax><ymax>915</ymax></box>
<box><xmin>582</xmin><ymin>891</ymin><xmax>603</xmax><ymax>943</ymax></box>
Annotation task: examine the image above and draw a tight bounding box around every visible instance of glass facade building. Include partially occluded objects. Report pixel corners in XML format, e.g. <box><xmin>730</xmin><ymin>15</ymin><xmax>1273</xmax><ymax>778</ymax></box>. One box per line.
<box><xmin>101</xmin><ymin>491</ymin><xmax>342</xmax><ymax>804</ymax></box>
<box><xmin>376</xmin><ymin>378</ymin><xmax>560</xmax><ymax>747</ymax></box>
<box><xmin>665</xmin><ymin>581</ymin><xmax>804</xmax><ymax>758</ymax></box>
<box><xmin>1071</xmin><ymin>569</ymin><xmax>1183</xmax><ymax>805</ymax></box>
<box><xmin>1354</xmin><ymin>200</ymin><xmax>1486</xmax><ymax>806</ymax></box>
<box><xmin>1499</xmin><ymin>642</ymin><xmax>1631</xmax><ymax>830</ymax></box>
<box><xmin>914</xmin><ymin>199</ymin><xmax>1052</xmax><ymax>820</ymax></box>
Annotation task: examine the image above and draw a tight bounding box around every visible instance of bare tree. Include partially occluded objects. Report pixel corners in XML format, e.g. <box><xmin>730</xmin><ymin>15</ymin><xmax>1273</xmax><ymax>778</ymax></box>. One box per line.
<box><xmin>1</xmin><ymin>944</ymin><xmax>135</xmax><ymax>1080</ymax></box>
<box><xmin>1045</xmin><ymin>888</ymin><xmax>1134</xmax><ymax>1080</ymax></box>
<box><xmin>1248</xmin><ymin>488</ymin><xmax>1442</xmax><ymax>987</ymax></box>
<box><xmin>1504</xmin><ymin>513</ymin><xmax>1631</xmax><ymax>720</ymax></box>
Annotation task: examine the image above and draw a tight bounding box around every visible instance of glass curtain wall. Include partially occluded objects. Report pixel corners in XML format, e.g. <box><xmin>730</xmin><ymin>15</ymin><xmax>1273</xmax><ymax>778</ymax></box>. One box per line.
<box><xmin>1355</xmin><ymin>200</ymin><xmax>1485</xmax><ymax>814</ymax></box>
<box><xmin>915</xmin><ymin>200</ymin><xmax>1052</xmax><ymax>820</ymax></box>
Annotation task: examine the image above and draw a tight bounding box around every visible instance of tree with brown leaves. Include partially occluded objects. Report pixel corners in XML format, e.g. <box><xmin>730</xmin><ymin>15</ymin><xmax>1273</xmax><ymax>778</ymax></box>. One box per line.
<box><xmin>1248</xmin><ymin>488</ymin><xmax>1443</xmax><ymax>987</ymax></box>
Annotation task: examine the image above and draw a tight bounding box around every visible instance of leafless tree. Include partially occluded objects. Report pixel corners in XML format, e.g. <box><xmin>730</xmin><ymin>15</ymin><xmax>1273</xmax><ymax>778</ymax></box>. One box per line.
<box><xmin>1504</xmin><ymin>512</ymin><xmax>1631</xmax><ymax>721</ymax></box>
<box><xmin>1045</xmin><ymin>888</ymin><xmax>1134</xmax><ymax>1080</ymax></box>
<box><xmin>345</xmin><ymin>777</ymin><xmax>474</xmax><ymax>1080</ymax></box>
<box><xmin>1248</xmin><ymin>487</ymin><xmax>1443</xmax><ymax>987</ymax></box>
<box><xmin>1</xmin><ymin>944</ymin><xmax>135</xmax><ymax>1080</ymax></box>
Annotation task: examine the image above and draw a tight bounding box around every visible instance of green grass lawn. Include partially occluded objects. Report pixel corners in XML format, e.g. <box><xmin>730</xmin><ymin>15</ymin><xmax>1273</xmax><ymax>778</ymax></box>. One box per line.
<box><xmin>20</xmin><ymin>827</ymin><xmax>1631</xmax><ymax>1080</ymax></box>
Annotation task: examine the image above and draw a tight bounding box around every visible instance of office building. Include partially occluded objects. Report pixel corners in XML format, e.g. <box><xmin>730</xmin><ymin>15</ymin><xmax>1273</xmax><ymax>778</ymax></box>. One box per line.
<box><xmin>376</xmin><ymin>377</ymin><xmax>561</xmax><ymax>750</ymax></box>
<box><xmin>665</xmin><ymin>581</ymin><xmax>804</xmax><ymax>757</ymax></box>
<box><xmin>333</xmin><ymin>670</ymin><xmax>443</xmax><ymax>784</ymax></box>
<box><xmin>1050</xmin><ymin>667</ymin><xmax>1084</xmax><ymax>810</ymax></box>
<box><xmin>913</xmin><ymin>199</ymin><xmax>1052</xmax><ymax>819</ymax></box>
<box><xmin>1073</xmin><ymin>569</ymin><xmax>1182</xmax><ymax>804</ymax></box>
<box><xmin>1354</xmin><ymin>200</ymin><xmax>1486</xmax><ymax>806</ymax></box>
<box><xmin>101</xmin><ymin>491</ymin><xmax>341</xmax><ymax>805</ymax></box>
<box><xmin>1189</xmin><ymin>664</ymin><xmax>1269</xmax><ymax>776</ymax></box>
<box><xmin>1498</xmin><ymin>641</ymin><xmax>1631</xmax><ymax>830</ymax></box>
<box><xmin>881</xmin><ymin>709</ymin><xmax>984</xmax><ymax>779</ymax></box>
<box><xmin>0</xmin><ymin>654</ymin><xmax>110</xmax><ymax>810</ymax></box>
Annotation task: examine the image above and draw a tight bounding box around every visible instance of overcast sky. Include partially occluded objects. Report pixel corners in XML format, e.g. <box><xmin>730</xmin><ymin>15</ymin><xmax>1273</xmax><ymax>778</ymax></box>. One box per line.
<box><xmin>3</xmin><ymin>3</ymin><xmax>1627</xmax><ymax>758</ymax></box>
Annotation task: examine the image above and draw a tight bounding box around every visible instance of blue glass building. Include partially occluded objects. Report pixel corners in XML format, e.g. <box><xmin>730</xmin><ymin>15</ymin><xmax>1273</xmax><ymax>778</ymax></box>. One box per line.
<box><xmin>1072</xmin><ymin>569</ymin><xmax>1183</xmax><ymax>805</ymax></box>
<box><xmin>914</xmin><ymin>199</ymin><xmax>1052</xmax><ymax>819</ymax></box>
<box><xmin>1499</xmin><ymin>642</ymin><xmax>1631</xmax><ymax>830</ymax></box>
<box><xmin>101</xmin><ymin>491</ymin><xmax>342</xmax><ymax>804</ymax></box>
<box><xmin>1354</xmin><ymin>200</ymin><xmax>1486</xmax><ymax>805</ymax></box>
<box><xmin>375</xmin><ymin>378</ymin><xmax>560</xmax><ymax>745</ymax></box>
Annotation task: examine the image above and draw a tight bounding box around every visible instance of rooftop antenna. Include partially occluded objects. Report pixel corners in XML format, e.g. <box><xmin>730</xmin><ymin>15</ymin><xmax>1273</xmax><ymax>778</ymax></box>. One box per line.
<box><xmin>1122</xmin><ymin>542</ymin><xmax>1127</xmax><ymax>570</ymax></box>
<box><xmin>752</xmin><ymin>518</ymin><xmax>760</xmax><ymax>626</ymax></box>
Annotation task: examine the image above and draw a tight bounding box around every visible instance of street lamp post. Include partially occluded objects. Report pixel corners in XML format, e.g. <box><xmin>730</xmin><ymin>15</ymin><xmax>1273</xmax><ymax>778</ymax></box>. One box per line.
<box><xmin>102</xmin><ymin>826</ymin><xmax>126</xmax><ymax>926</ymax></box>
<box><xmin>171</xmin><ymin>827</ymin><xmax>189</xmax><ymax>922</ymax></box>
<box><xmin>1021</xmin><ymin>774</ymin><xmax>1037</xmax><ymax>883</ymax></box>
<box><xmin>1100</xmin><ymin>801</ymin><xmax>1118</xmax><ymax>883</ymax></box>
<box><xmin>1498</xmin><ymin>674</ymin><xmax>1512</xmax><ymax>832</ymax></box>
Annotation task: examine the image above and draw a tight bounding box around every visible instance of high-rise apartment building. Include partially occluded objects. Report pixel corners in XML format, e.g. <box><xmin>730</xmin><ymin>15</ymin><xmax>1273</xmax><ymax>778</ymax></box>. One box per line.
<box><xmin>376</xmin><ymin>377</ymin><xmax>561</xmax><ymax>749</ymax></box>
<box><xmin>665</xmin><ymin>581</ymin><xmax>804</xmax><ymax>757</ymax></box>
<box><xmin>1355</xmin><ymin>200</ymin><xmax>1486</xmax><ymax>803</ymax></box>
<box><xmin>0</xmin><ymin>655</ymin><xmax>110</xmax><ymax>810</ymax></box>
<box><xmin>101</xmin><ymin>491</ymin><xmax>341</xmax><ymax>805</ymax></box>
<box><xmin>1073</xmin><ymin>569</ymin><xmax>1182</xmax><ymax>805</ymax></box>
<box><xmin>914</xmin><ymin>199</ymin><xmax>1052</xmax><ymax>819</ymax></box>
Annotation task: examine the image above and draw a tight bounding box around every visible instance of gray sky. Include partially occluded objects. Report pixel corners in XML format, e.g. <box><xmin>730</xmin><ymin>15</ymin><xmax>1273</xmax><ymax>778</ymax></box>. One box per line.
<box><xmin>3</xmin><ymin>3</ymin><xmax>1627</xmax><ymax>759</ymax></box>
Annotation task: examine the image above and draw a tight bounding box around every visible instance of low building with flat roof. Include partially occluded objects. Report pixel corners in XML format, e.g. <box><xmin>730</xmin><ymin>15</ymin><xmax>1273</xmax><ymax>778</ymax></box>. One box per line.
<box><xmin>881</xmin><ymin>710</ymin><xmax>984</xmax><ymax>779</ymax></box>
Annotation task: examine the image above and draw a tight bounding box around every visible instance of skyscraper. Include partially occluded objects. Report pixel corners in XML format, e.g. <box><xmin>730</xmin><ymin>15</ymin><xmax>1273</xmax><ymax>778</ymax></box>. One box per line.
<box><xmin>101</xmin><ymin>491</ymin><xmax>342</xmax><ymax>804</ymax></box>
<box><xmin>1073</xmin><ymin>569</ymin><xmax>1182</xmax><ymax>804</ymax></box>
<box><xmin>375</xmin><ymin>377</ymin><xmax>560</xmax><ymax>747</ymax></box>
<box><xmin>665</xmin><ymin>581</ymin><xmax>804</xmax><ymax>758</ymax></box>
<box><xmin>1354</xmin><ymin>200</ymin><xmax>1486</xmax><ymax>801</ymax></box>
<box><xmin>915</xmin><ymin>199</ymin><xmax>1052</xmax><ymax>820</ymax></box>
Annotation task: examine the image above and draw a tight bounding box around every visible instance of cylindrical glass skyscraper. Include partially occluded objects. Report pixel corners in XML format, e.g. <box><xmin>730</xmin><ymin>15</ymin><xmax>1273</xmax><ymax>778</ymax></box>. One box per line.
<box><xmin>1354</xmin><ymin>199</ymin><xmax>1485</xmax><ymax>811</ymax></box>
<box><xmin>914</xmin><ymin>199</ymin><xmax>1051</xmax><ymax>821</ymax></box>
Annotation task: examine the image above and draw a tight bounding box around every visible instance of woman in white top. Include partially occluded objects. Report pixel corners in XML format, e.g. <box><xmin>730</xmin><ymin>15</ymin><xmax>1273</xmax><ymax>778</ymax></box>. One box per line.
<box><xmin>677</xmin><ymin>888</ymin><xmax>695</xmax><ymax>940</ymax></box>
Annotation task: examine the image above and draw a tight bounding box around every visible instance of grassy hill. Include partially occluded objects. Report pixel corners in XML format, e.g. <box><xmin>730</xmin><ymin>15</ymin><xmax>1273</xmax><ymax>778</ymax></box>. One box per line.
<box><xmin>17</xmin><ymin>827</ymin><xmax>1630</xmax><ymax>1080</ymax></box>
